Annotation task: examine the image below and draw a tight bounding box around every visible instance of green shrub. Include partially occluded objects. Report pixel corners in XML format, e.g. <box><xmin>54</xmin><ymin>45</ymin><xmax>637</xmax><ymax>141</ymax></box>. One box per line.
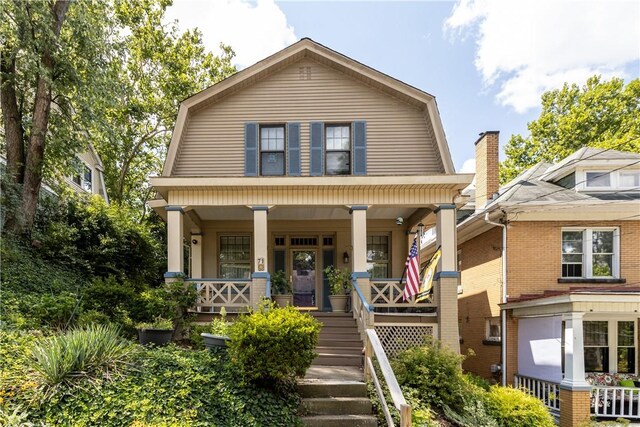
<box><xmin>0</xmin><ymin>329</ymin><xmax>40</xmax><ymax>406</ymax></box>
<box><xmin>228</xmin><ymin>302</ymin><xmax>321</xmax><ymax>383</ymax></box>
<box><xmin>82</xmin><ymin>276</ymin><xmax>141</xmax><ymax>320</ymax></box>
<box><xmin>31</xmin><ymin>324</ymin><xmax>136</xmax><ymax>390</ymax></box>
<box><xmin>76</xmin><ymin>309</ymin><xmax>111</xmax><ymax>327</ymax></box>
<box><xmin>392</xmin><ymin>337</ymin><xmax>467</xmax><ymax>411</ymax></box>
<box><xmin>485</xmin><ymin>386</ymin><xmax>555</xmax><ymax>427</ymax></box>
<box><xmin>136</xmin><ymin>317</ymin><xmax>173</xmax><ymax>330</ymax></box>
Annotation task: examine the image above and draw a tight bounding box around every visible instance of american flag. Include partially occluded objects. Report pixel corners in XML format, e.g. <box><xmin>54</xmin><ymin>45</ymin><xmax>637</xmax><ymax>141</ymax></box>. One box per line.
<box><xmin>402</xmin><ymin>235</ymin><xmax>420</xmax><ymax>301</ymax></box>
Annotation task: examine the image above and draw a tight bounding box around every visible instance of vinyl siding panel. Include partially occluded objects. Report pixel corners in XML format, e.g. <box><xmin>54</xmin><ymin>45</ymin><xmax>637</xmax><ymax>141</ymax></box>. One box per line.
<box><xmin>173</xmin><ymin>59</ymin><xmax>443</xmax><ymax>176</ymax></box>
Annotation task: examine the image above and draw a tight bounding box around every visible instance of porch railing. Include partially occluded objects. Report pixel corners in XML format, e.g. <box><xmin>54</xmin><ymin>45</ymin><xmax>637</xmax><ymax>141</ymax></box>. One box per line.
<box><xmin>187</xmin><ymin>279</ymin><xmax>251</xmax><ymax>313</ymax></box>
<box><xmin>592</xmin><ymin>385</ymin><xmax>640</xmax><ymax>419</ymax></box>
<box><xmin>514</xmin><ymin>374</ymin><xmax>560</xmax><ymax>416</ymax></box>
<box><xmin>352</xmin><ymin>277</ymin><xmax>411</xmax><ymax>427</ymax></box>
<box><xmin>370</xmin><ymin>279</ymin><xmax>437</xmax><ymax>308</ymax></box>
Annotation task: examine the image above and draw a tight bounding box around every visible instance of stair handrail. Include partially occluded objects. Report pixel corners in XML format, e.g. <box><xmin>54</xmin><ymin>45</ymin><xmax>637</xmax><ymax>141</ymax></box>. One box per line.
<box><xmin>351</xmin><ymin>277</ymin><xmax>411</xmax><ymax>426</ymax></box>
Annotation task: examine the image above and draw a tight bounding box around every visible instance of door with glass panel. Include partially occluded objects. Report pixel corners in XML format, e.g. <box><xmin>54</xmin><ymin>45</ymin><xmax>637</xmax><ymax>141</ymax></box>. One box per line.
<box><xmin>291</xmin><ymin>250</ymin><xmax>316</xmax><ymax>307</ymax></box>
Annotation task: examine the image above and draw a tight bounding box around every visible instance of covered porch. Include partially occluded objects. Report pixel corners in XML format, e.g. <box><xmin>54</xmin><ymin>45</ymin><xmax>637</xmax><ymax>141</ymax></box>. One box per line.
<box><xmin>149</xmin><ymin>174</ymin><xmax>471</xmax><ymax>352</ymax></box>
<box><xmin>504</xmin><ymin>289</ymin><xmax>640</xmax><ymax>422</ymax></box>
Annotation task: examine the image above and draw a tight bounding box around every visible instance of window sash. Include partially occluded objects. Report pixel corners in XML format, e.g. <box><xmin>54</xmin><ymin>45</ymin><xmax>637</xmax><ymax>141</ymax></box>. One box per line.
<box><xmin>367</xmin><ymin>235</ymin><xmax>389</xmax><ymax>279</ymax></box>
<box><xmin>219</xmin><ymin>236</ymin><xmax>251</xmax><ymax>279</ymax></box>
<box><xmin>260</xmin><ymin>125</ymin><xmax>285</xmax><ymax>176</ymax></box>
<box><xmin>325</xmin><ymin>125</ymin><xmax>351</xmax><ymax>175</ymax></box>
<box><xmin>580</xmin><ymin>319</ymin><xmax>637</xmax><ymax>374</ymax></box>
<box><xmin>486</xmin><ymin>317</ymin><xmax>501</xmax><ymax>341</ymax></box>
<box><xmin>561</xmin><ymin>228</ymin><xmax>618</xmax><ymax>278</ymax></box>
<box><xmin>585</xmin><ymin>171</ymin><xmax>611</xmax><ymax>188</ymax></box>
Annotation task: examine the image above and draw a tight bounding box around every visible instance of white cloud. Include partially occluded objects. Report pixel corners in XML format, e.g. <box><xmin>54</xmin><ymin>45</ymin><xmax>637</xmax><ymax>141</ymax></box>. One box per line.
<box><xmin>459</xmin><ymin>158</ymin><xmax>475</xmax><ymax>173</ymax></box>
<box><xmin>164</xmin><ymin>0</ymin><xmax>297</xmax><ymax>69</ymax></box>
<box><xmin>444</xmin><ymin>0</ymin><xmax>640</xmax><ymax>113</ymax></box>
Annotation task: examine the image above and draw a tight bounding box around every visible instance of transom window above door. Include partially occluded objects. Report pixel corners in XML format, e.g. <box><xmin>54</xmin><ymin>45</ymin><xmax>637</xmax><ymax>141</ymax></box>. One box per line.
<box><xmin>325</xmin><ymin>125</ymin><xmax>351</xmax><ymax>175</ymax></box>
<box><xmin>260</xmin><ymin>125</ymin><xmax>285</xmax><ymax>176</ymax></box>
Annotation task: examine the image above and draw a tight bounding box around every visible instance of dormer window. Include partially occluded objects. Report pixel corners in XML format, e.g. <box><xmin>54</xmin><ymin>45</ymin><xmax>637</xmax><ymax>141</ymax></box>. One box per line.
<box><xmin>620</xmin><ymin>171</ymin><xmax>640</xmax><ymax>188</ymax></box>
<box><xmin>585</xmin><ymin>171</ymin><xmax>611</xmax><ymax>188</ymax></box>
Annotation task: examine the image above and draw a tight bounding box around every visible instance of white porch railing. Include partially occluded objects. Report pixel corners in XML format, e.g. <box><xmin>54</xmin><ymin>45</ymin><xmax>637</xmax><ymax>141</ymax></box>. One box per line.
<box><xmin>187</xmin><ymin>279</ymin><xmax>251</xmax><ymax>313</ymax></box>
<box><xmin>514</xmin><ymin>375</ymin><xmax>560</xmax><ymax>416</ymax></box>
<box><xmin>352</xmin><ymin>277</ymin><xmax>412</xmax><ymax>427</ymax></box>
<box><xmin>592</xmin><ymin>386</ymin><xmax>640</xmax><ymax>419</ymax></box>
<box><xmin>370</xmin><ymin>279</ymin><xmax>437</xmax><ymax>309</ymax></box>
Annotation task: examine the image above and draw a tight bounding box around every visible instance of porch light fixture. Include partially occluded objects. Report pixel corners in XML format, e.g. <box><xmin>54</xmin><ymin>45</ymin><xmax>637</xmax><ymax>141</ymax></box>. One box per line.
<box><xmin>191</xmin><ymin>239</ymin><xmax>198</xmax><ymax>245</ymax></box>
<box><xmin>395</xmin><ymin>217</ymin><xmax>404</xmax><ymax>225</ymax></box>
<box><xmin>343</xmin><ymin>252</ymin><xmax>350</xmax><ymax>264</ymax></box>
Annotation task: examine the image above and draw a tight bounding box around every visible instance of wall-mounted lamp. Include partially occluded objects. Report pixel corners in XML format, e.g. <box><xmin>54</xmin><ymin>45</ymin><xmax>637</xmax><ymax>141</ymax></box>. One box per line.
<box><xmin>343</xmin><ymin>252</ymin><xmax>350</xmax><ymax>264</ymax></box>
<box><xmin>395</xmin><ymin>217</ymin><xmax>404</xmax><ymax>226</ymax></box>
<box><xmin>191</xmin><ymin>239</ymin><xmax>198</xmax><ymax>245</ymax></box>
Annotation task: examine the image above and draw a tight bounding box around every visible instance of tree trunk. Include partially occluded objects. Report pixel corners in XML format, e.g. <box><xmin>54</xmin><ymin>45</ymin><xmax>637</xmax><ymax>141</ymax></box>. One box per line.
<box><xmin>18</xmin><ymin>0</ymin><xmax>70</xmax><ymax>232</ymax></box>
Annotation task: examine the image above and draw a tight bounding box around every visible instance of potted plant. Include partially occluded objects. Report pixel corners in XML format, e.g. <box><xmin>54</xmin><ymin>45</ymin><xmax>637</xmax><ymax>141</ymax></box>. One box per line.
<box><xmin>271</xmin><ymin>270</ymin><xmax>293</xmax><ymax>307</ymax></box>
<box><xmin>323</xmin><ymin>266</ymin><xmax>352</xmax><ymax>312</ymax></box>
<box><xmin>201</xmin><ymin>307</ymin><xmax>231</xmax><ymax>350</ymax></box>
<box><xmin>136</xmin><ymin>317</ymin><xmax>174</xmax><ymax>346</ymax></box>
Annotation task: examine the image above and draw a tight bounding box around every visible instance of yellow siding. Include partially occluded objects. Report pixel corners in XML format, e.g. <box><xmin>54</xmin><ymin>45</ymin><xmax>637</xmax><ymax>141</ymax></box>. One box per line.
<box><xmin>173</xmin><ymin>58</ymin><xmax>443</xmax><ymax>176</ymax></box>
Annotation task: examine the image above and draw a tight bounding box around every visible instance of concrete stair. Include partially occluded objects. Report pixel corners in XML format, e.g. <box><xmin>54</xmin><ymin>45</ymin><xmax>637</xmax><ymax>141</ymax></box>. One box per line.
<box><xmin>296</xmin><ymin>313</ymin><xmax>375</xmax><ymax>426</ymax></box>
<box><xmin>298</xmin><ymin>376</ymin><xmax>376</xmax><ymax>427</ymax></box>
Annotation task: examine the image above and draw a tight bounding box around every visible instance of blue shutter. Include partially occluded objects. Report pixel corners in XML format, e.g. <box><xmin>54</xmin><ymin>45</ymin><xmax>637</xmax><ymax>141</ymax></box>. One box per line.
<box><xmin>353</xmin><ymin>121</ymin><xmax>367</xmax><ymax>175</ymax></box>
<box><xmin>310</xmin><ymin>122</ymin><xmax>323</xmax><ymax>176</ymax></box>
<box><xmin>244</xmin><ymin>122</ymin><xmax>258</xmax><ymax>176</ymax></box>
<box><xmin>287</xmin><ymin>122</ymin><xmax>301</xmax><ymax>176</ymax></box>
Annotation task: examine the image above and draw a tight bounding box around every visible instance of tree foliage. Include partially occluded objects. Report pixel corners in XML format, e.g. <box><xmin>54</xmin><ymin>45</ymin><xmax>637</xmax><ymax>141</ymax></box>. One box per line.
<box><xmin>501</xmin><ymin>76</ymin><xmax>640</xmax><ymax>183</ymax></box>
<box><xmin>1</xmin><ymin>0</ymin><xmax>236</xmax><ymax>233</ymax></box>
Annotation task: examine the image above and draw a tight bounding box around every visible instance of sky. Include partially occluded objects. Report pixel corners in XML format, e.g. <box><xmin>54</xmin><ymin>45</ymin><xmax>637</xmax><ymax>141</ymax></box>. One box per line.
<box><xmin>164</xmin><ymin>0</ymin><xmax>640</xmax><ymax>173</ymax></box>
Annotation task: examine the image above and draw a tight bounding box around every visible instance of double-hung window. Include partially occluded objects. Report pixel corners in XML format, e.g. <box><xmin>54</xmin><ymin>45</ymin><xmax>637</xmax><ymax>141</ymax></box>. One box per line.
<box><xmin>325</xmin><ymin>124</ymin><xmax>351</xmax><ymax>175</ymax></box>
<box><xmin>219</xmin><ymin>236</ymin><xmax>251</xmax><ymax>279</ymax></box>
<box><xmin>260</xmin><ymin>125</ymin><xmax>285</xmax><ymax>176</ymax></box>
<box><xmin>367</xmin><ymin>235</ymin><xmax>389</xmax><ymax>278</ymax></box>
<box><xmin>72</xmin><ymin>159</ymin><xmax>93</xmax><ymax>192</ymax></box>
<box><xmin>561</xmin><ymin>228</ymin><xmax>618</xmax><ymax>278</ymax></box>
<box><xmin>582</xmin><ymin>320</ymin><xmax>637</xmax><ymax>374</ymax></box>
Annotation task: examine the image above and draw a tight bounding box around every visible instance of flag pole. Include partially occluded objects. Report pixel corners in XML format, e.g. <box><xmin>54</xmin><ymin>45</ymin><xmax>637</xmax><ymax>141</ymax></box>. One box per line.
<box><xmin>415</xmin><ymin>223</ymin><xmax>424</xmax><ymax>302</ymax></box>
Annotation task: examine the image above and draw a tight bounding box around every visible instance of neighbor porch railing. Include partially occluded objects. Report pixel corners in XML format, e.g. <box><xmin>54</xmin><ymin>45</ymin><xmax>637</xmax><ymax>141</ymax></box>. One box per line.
<box><xmin>352</xmin><ymin>277</ymin><xmax>411</xmax><ymax>427</ymax></box>
<box><xmin>514</xmin><ymin>374</ymin><xmax>560</xmax><ymax>417</ymax></box>
<box><xmin>187</xmin><ymin>279</ymin><xmax>251</xmax><ymax>313</ymax></box>
<box><xmin>592</xmin><ymin>385</ymin><xmax>640</xmax><ymax>419</ymax></box>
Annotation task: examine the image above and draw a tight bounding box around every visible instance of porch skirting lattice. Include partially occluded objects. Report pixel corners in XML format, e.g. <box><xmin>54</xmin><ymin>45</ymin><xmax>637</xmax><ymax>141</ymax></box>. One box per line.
<box><xmin>374</xmin><ymin>324</ymin><xmax>435</xmax><ymax>357</ymax></box>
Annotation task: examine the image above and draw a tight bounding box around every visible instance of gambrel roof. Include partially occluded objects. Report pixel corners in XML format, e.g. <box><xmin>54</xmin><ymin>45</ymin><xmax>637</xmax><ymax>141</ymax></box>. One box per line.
<box><xmin>162</xmin><ymin>38</ymin><xmax>455</xmax><ymax>176</ymax></box>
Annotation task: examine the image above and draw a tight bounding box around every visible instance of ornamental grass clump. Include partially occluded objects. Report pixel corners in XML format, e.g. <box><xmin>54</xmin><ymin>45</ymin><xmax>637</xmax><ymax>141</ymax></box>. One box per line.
<box><xmin>228</xmin><ymin>301</ymin><xmax>321</xmax><ymax>384</ymax></box>
<box><xmin>31</xmin><ymin>324</ymin><xmax>136</xmax><ymax>390</ymax></box>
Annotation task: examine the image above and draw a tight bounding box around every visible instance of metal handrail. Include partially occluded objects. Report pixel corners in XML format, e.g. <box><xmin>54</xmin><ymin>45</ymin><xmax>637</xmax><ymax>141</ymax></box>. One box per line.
<box><xmin>351</xmin><ymin>277</ymin><xmax>374</xmax><ymax>312</ymax></box>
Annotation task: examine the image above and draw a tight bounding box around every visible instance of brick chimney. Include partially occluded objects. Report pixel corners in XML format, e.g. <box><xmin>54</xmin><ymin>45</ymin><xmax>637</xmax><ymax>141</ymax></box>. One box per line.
<box><xmin>475</xmin><ymin>131</ymin><xmax>500</xmax><ymax>210</ymax></box>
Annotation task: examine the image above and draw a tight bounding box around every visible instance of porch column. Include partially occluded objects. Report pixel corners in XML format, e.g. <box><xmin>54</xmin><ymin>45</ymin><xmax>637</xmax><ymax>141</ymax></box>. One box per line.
<box><xmin>165</xmin><ymin>206</ymin><xmax>184</xmax><ymax>279</ymax></box>
<box><xmin>435</xmin><ymin>204</ymin><xmax>460</xmax><ymax>353</ymax></box>
<box><xmin>559</xmin><ymin>312</ymin><xmax>591</xmax><ymax>427</ymax></box>
<box><xmin>350</xmin><ymin>205</ymin><xmax>371</xmax><ymax>306</ymax></box>
<box><xmin>190</xmin><ymin>232</ymin><xmax>203</xmax><ymax>279</ymax></box>
<box><xmin>251</xmin><ymin>206</ymin><xmax>269</xmax><ymax>308</ymax></box>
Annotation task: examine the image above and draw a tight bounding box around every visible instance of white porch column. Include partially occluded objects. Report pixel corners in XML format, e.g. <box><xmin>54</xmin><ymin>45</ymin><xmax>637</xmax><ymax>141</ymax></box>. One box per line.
<box><xmin>350</xmin><ymin>205</ymin><xmax>371</xmax><ymax>304</ymax></box>
<box><xmin>251</xmin><ymin>206</ymin><xmax>269</xmax><ymax>307</ymax></box>
<box><xmin>435</xmin><ymin>204</ymin><xmax>460</xmax><ymax>353</ymax></box>
<box><xmin>190</xmin><ymin>232</ymin><xmax>203</xmax><ymax>279</ymax></box>
<box><xmin>560</xmin><ymin>312</ymin><xmax>591</xmax><ymax>390</ymax></box>
<box><xmin>165</xmin><ymin>206</ymin><xmax>184</xmax><ymax>278</ymax></box>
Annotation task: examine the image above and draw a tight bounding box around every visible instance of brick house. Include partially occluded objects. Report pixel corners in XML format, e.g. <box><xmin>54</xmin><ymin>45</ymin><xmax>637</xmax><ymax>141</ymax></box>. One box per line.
<box><xmin>427</xmin><ymin>132</ymin><xmax>640</xmax><ymax>425</ymax></box>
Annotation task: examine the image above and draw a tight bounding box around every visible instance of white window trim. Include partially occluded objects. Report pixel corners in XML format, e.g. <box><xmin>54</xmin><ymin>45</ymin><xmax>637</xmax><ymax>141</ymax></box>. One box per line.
<box><xmin>577</xmin><ymin>167</ymin><xmax>640</xmax><ymax>192</ymax></box>
<box><xmin>584</xmin><ymin>316</ymin><xmax>637</xmax><ymax>375</ymax></box>
<box><xmin>561</xmin><ymin>227</ymin><xmax>620</xmax><ymax>279</ymax></box>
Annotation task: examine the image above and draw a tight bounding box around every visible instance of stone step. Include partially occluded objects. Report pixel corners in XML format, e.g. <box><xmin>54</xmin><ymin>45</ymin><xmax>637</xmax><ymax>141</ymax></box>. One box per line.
<box><xmin>298</xmin><ymin>380</ymin><xmax>367</xmax><ymax>398</ymax></box>
<box><xmin>313</xmin><ymin>354</ymin><xmax>363</xmax><ymax>366</ymax></box>
<box><xmin>315</xmin><ymin>346</ymin><xmax>362</xmax><ymax>355</ymax></box>
<box><xmin>301</xmin><ymin>397</ymin><xmax>372</xmax><ymax>416</ymax></box>
<box><xmin>318</xmin><ymin>338</ymin><xmax>363</xmax><ymax>348</ymax></box>
<box><xmin>300</xmin><ymin>414</ymin><xmax>378</xmax><ymax>427</ymax></box>
<box><xmin>315</xmin><ymin>317</ymin><xmax>357</xmax><ymax>326</ymax></box>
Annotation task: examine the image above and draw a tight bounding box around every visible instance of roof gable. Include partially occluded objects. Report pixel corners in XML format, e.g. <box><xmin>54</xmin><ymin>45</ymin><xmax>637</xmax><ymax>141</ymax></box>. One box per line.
<box><xmin>162</xmin><ymin>38</ymin><xmax>454</xmax><ymax>176</ymax></box>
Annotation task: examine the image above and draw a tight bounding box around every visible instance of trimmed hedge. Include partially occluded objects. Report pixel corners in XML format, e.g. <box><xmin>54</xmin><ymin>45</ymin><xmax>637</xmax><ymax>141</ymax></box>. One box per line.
<box><xmin>228</xmin><ymin>303</ymin><xmax>321</xmax><ymax>383</ymax></box>
<box><xmin>485</xmin><ymin>386</ymin><xmax>555</xmax><ymax>427</ymax></box>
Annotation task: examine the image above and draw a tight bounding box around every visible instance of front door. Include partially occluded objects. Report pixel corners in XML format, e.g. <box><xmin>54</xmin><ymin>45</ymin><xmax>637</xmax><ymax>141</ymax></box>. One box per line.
<box><xmin>292</xmin><ymin>250</ymin><xmax>316</xmax><ymax>307</ymax></box>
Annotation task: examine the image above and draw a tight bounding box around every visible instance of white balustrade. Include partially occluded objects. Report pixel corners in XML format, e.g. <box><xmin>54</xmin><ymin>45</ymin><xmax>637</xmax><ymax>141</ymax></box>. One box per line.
<box><xmin>592</xmin><ymin>386</ymin><xmax>640</xmax><ymax>419</ymax></box>
<box><xmin>188</xmin><ymin>279</ymin><xmax>251</xmax><ymax>313</ymax></box>
<box><xmin>370</xmin><ymin>279</ymin><xmax>437</xmax><ymax>308</ymax></box>
<box><xmin>514</xmin><ymin>375</ymin><xmax>560</xmax><ymax>416</ymax></box>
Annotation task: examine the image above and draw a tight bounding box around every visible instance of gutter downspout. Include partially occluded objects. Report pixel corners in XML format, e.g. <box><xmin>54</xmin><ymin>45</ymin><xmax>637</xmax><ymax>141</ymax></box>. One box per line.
<box><xmin>485</xmin><ymin>211</ymin><xmax>507</xmax><ymax>386</ymax></box>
